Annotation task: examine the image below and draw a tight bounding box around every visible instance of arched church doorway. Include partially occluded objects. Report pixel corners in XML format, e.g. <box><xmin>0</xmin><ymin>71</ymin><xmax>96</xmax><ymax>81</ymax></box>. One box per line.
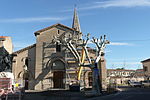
<box><xmin>17</xmin><ymin>70</ymin><xmax>30</xmax><ymax>90</ymax></box>
<box><xmin>52</xmin><ymin>60</ymin><xmax>66</xmax><ymax>88</ymax></box>
<box><xmin>23</xmin><ymin>72</ymin><xmax>29</xmax><ymax>90</ymax></box>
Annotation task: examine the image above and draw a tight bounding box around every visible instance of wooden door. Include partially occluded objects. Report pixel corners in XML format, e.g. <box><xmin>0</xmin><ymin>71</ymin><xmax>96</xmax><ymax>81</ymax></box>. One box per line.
<box><xmin>53</xmin><ymin>71</ymin><xmax>64</xmax><ymax>88</ymax></box>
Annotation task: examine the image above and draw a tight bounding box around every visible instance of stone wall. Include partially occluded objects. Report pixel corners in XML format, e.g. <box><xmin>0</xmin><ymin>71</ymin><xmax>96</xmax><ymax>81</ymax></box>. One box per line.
<box><xmin>34</xmin><ymin>25</ymin><xmax>79</xmax><ymax>90</ymax></box>
<box><xmin>12</xmin><ymin>45</ymin><xmax>36</xmax><ymax>89</ymax></box>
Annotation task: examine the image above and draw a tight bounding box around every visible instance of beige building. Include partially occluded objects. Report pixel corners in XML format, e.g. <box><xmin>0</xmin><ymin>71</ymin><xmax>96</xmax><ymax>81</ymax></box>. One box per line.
<box><xmin>107</xmin><ymin>69</ymin><xmax>144</xmax><ymax>85</ymax></box>
<box><xmin>131</xmin><ymin>69</ymin><xmax>144</xmax><ymax>82</ymax></box>
<box><xmin>141</xmin><ymin>58</ymin><xmax>150</xmax><ymax>80</ymax></box>
<box><xmin>0</xmin><ymin>36</ymin><xmax>13</xmax><ymax>54</ymax></box>
<box><xmin>107</xmin><ymin>69</ymin><xmax>135</xmax><ymax>85</ymax></box>
<box><xmin>12</xmin><ymin>8</ymin><xmax>107</xmax><ymax>91</ymax></box>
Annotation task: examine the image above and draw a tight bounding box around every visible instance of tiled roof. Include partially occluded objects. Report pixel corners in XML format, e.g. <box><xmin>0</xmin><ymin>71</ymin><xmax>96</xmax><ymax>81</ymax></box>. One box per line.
<box><xmin>34</xmin><ymin>23</ymin><xmax>76</xmax><ymax>36</ymax></box>
<box><xmin>13</xmin><ymin>44</ymin><xmax>36</xmax><ymax>54</ymax></box>
<box><xmin>136</xmin><ymin>69</ymin><xmax>143</xmax><ymax>71</ymax></box>
<box><xmin>0</xmin><ymin>36</ymin><xmax>9</xmax><ymax>38</ymax></box>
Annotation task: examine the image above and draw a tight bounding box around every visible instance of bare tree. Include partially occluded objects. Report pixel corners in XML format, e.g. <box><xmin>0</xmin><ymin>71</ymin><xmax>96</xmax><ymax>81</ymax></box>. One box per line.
<box><xmin>53</xmin><ymin>33</ymin><xmax>109</xmax><ymax>95</ymax></box>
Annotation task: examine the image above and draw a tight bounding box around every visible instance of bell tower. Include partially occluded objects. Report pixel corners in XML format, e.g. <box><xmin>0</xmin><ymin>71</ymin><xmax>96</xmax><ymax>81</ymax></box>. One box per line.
<box><xmin>72</xmin><ymin>7</ymin><xmax>81</xmax><ymax>32</ymax></box>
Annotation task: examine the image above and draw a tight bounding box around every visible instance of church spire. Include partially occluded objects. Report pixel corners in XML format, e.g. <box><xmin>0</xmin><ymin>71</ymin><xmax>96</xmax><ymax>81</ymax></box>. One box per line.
<box><xmin>72</xmin><ymin>7</ymin><xmax>81</xmax><ymax>32</ymax></box>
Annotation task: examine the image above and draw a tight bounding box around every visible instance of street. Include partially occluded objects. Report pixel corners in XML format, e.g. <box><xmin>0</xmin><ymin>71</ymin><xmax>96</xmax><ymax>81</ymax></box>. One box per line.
<box><xmin>90</xmin><ymin>86</ymin><xmax>150</xmax><ymax>100</ymax></box>
<box><xmin>23</xmin><ymin>86</ymin><xmax>150</xmax><ymax>100</ymax></box>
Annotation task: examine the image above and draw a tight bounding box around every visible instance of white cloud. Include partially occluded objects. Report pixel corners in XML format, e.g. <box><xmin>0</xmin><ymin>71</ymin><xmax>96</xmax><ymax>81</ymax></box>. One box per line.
<box><xmin>110</xmin><ymin>61</ymin><xmax>142</xmax><ymax>68</ymax></box>
<box><xmin>0</xmin><ymin>17</ymin><xmax>68</xmax><ymax>23</ymax></box>
<box><xmin>107</xmin><ymin>61</ymin><xmax>143</xmax><ymax>69</ymax></box>
<box><xmin>113</xmin><ymin>61</ymin><xmax>141</xmax><ymax>65</ymax></box>
<box><xmin>88</xmin><ymin>39</ymin><xmax>132</xmax><ymax>46</ymax></box>
<box><xmin>79</xmin><ymin>0</ymin><xmax>150</xmax><ymax>10</ymax></box>
<box><xmin>109</xmin><ymin>42</ymin><xmax>133</xmax><ymax>46</ymax></box>
<box><xmin>107</xmin><ymin>60</ymin><xmax>143</xmax><ymax>69</ymax></box>
<box><xmin>108</xmin><ymin>58</ymin><xmax>142</xmax><ymax>61</ymax></box>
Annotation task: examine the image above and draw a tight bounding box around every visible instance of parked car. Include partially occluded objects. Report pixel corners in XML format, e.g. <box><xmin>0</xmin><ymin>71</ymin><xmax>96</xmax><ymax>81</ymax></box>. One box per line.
<box><xmin>141</xmin><ymin>80</ymin><xmax>150</xmax><ymax>87</ymax></box>
<box><xmin>129</xmin><ymin>81</ymin><xmax>142</xmax><ymax>87</ymax></box>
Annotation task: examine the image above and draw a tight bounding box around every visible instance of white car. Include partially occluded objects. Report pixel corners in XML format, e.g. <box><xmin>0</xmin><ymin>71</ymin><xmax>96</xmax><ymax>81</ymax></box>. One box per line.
<box><xmin>142</xmin><ymin>80</ymin><xmax>150</xmax><ymax>87</ymax></box>
<box><xmin>129</xmin><ymin>81</ymin><xmax>142</xmax><ymax>87</ymax></box>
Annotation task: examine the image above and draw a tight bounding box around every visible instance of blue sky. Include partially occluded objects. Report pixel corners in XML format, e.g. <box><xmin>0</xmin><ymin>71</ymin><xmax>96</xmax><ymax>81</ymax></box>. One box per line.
<box><xmin>0</xmin><ymin>0</ymin><xmax>150</xmax><ymax>69</ymax></box>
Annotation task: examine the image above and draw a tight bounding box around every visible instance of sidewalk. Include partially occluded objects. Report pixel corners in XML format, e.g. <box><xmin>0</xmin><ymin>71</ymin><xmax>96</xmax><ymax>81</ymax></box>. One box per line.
<box><xmin>23</xmin><ymin>89</ymin><xmax>120</xmax><ymax>100</ymax></box>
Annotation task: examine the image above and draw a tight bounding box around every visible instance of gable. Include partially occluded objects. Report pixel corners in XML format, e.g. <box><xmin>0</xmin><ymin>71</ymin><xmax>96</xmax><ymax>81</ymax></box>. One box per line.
<box><xmin>34</xmin><ymin>23</ymin><xmax>75</xmax><ymax>36</ymax></box>
<box><xmin>35</xmin><ymin>24</ymin><xmax>76</xmax><ymax>45</ymax></box>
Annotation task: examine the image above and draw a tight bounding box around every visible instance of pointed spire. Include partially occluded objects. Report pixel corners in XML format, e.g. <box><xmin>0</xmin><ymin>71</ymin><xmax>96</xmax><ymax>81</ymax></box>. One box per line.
<box><xmin>72</xmin><ymin>7</ymin><xmax>81</xmax><ymax>32</ymax></box>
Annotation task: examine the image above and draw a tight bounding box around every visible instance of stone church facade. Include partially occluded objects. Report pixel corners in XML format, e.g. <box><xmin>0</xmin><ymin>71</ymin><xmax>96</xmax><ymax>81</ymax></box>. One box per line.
<box><xmin>12</xmin><ymin>8</ymin><xmax>107</xmax><ymax>90</ymax></box>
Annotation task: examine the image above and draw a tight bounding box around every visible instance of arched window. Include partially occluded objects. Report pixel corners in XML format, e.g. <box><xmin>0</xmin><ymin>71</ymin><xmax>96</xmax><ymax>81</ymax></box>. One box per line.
<box><xmin>25</xmin><ymin>58</ymin><xmax>28</xmax><ymax>68</ymax></box>
<box><xmin>56</xmin><ymin>42</ymin><xmax>61</xmax><ymax>52</ymax></box>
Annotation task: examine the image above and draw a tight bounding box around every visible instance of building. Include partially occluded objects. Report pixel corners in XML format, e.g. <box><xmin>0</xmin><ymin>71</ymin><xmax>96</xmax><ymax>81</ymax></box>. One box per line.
<box><xmin>141</xmin><ymin>58</ymin><xmax>150</xmax><ymax>80</ymax></box>
<box><xmin>131</xmin><ymin>69</ymin><xmax>144</xmax><ymax>82</ymax></box>
<box><xmin>107</xmin><ymin>69</ymin><xmax>135</xmax><ymax>77</ymax></box>
<box><xmin>107</xmin><ymin>69</ymin><xmax>144</xmax><ymax>85</ymax></box>
<box><xmin>107</xmin><ymin>69</ymin><xmax>135</xmax><ymax>85</ymax></box>
<box><xmin>0</xmin><ymin>36</ymin><xmax>13</xmax><ymax>54</ymax></box>
<box><xmin>12</xmin><ymin>8</ymin><xmax>107</xmax><ymax>90</ymax></box>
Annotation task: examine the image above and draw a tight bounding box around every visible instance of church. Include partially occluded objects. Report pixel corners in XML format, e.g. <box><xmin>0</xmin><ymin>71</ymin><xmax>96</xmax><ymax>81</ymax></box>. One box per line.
<box><xmin>12</xmin><ymin>8</ymin><xmax>107</xmax><ymax>90</ymax></box>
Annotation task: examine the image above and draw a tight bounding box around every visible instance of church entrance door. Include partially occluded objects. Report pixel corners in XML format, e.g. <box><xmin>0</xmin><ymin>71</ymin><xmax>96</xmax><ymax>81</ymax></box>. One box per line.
<box><xmin>24</xmin><ymin>78</ymin><xmax>29</xmax><ymax>90</ymax></box>
<box><xmin>52</xmin><ymin>60</ymin><xmax>66</xmax><ymax>89</ymax></box>
<box><xmin>23</xmin><ymin>72</ymin><xmax>29</xmax><ymax>90</ymax></box>
<box><xmin>53</xmin><ymin>71</ymin><xmax>64</xmax><ymax>88</ymax></box>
